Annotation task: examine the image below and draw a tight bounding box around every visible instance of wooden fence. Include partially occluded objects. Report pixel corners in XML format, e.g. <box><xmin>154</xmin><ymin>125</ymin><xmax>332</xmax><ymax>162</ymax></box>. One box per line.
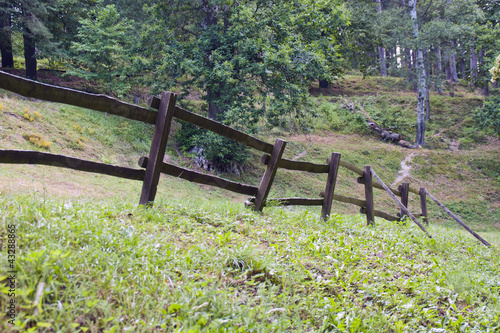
<box><xmin>0</xmin><ymin>71</ymin><xmax>491</xmax><ymax>246</ymax></box>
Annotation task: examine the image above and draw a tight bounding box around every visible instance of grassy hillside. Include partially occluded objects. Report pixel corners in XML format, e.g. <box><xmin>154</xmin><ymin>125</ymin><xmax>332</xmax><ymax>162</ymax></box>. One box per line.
<box><xmin>0</xmin><ymin>72</ymin><xmax>499</xmax><ymax>330</ymax></box>
<box><xmin>1</xmin><ymin>72</ymin><xmax>498</xmax><ymax>234</ymax></box>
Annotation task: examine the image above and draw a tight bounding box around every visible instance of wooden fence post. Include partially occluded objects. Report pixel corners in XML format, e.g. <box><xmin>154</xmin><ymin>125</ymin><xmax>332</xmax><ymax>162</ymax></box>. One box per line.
<box><xmin>321</xmin><ymin>152</ymin><xmax>341</xmax><ymax>221</ymax></box>
<box><xmin>398</xmin><ymin>182</ymin><xmax>409</xmax><ymax>219</ymax></box>
<box><xmin>139</xmin><ymin>91</ymin><xmax>177</xmax><ymax>206</ymax></box>
<box><xmin>254</xmin><ymin>139</ymin><xmax>287</xmax><ymax>212</ymax></box>
<box><xmin>419</xmin><ymin>187</ymin><xmax>429</xmax><ymax>225</ymax></box>
<box><xmin>370</xmin><ymin>168</ymin><xmax>431</xmax><ymax>237</ymax></box>
<box><xmin>363</xmin><ymin>166</ymin><xmax>375</xmax><ymax>226</ymax></box>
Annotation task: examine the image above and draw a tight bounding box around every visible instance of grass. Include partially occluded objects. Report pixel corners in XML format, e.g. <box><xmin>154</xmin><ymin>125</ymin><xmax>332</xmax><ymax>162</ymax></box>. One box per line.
<box><xmin>0</xmin><ymin>194</ymin><xmax>499</xmax><ymax>332</ymax></box>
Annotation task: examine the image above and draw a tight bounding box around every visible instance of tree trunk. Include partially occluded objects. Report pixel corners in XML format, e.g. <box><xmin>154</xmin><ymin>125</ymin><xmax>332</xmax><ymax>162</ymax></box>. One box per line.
<box><xmin>460</xmin><ymin>58</ymin><xmax>466</xmax><ymax>79</ymax></box>
<box><xmin>202</xmin><ymin>1</ymin><xmax>222</xmax><ymax>120</ymax></box>
<box><xmin>483</xmin><ymin>81</ymin><xmax>489</xmax><ymax>96</ymax></box>
<box><xmin>424</xmin><ymin>50</ymin><xmax>430</xmax><ymax>120</ymax></box>
<box><xmin>436</xmin><ymin>47</ymin><xmax>443</xmax><ymax>95</ymax></box>
<box><xmin>23</xmin><ymin>32</ymin><xmax>37</xmax><ymax>80</ymax></box>
<box><xmin>0</xmin><ymin>5</ymin><xmax>14</xmax><ymax>68</ymax></box>
<box><xmin>470</xmin><ymin>46</ymin><xmax>478</xmax><ymax>85</ymax></box>
<box><xmin>479</xmin><ymin>49</ymin><xmax>489</xmax><ymax>96</ymax></box>
<box><xmin>425</xmin><ymin>69</ymin><xmax>430</xmax><ymax>120</ymax></box>
<box><xmin>450</xmin><ymin>41</ymin><xmax>458</xmax><ymax>82</ymax></box>
<box><xmin>378</xmin><ymin>46</ymin><xmax>387</xmax><ymax>77</ymax></box>
<box><xmin>208</xmin><ymin>101</ymin><xmax>220</xmax><ymax>120</ymax></box>
<box><xmin>444</xmin><ymin>51</ymin><xmax>451</xmax><ymax>81</ymax></box>
<box><xmin>375</xmin><ymin>0</ymin><xmax>387</xmax><ymax>77</ymax></box>
<box><xmin>409</xmin><ymin>0</ymin><xmax>426</xmax><ymax>147</ymax></box>
<box><xmin>386</xmin><ymin>48</ymin><xmax>391</xmax><ymax>72</ymax></box>
<box><xmin>436</xmin><ymin>48</ymin><xmax>442</xmax><ymax>73</ymax></box>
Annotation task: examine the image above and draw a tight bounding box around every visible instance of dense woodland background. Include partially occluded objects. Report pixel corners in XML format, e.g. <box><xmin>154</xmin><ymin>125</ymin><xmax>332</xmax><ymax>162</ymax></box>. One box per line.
<box><xmin>1</xmin><ymin>1</ymin><xmax>499</xmax><ymax>153</ymax></box>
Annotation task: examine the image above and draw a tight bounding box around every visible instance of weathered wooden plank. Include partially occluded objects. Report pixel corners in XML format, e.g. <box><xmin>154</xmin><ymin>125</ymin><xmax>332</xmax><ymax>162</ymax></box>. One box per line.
<box><xmin>419</xmin><ymin>187</ymin><xmax>429</xmax><ymax>225</ymax></box>
<box><xmin>174</xmin><ymin>107</ymin><xmax>274</xmax><ymax>154</ymax></box>
<box><xmin>370</xmin><ymin>168</ymin><xmax>431</xmax><ymax>237</ymax></box>
<box><xmin>322</xmin><ymin>153</ymin><xmax>341</xmax><ymax>220</ymax></box>
<box><xmin>138</xmin><ymin>157</ymin><xmax>258</xmax><ymax>196</ymax></box>
<box><xmin>261</xmin><ymin>155</ymin><xmax>365</xmax><ymax>175</ymax></box>
<box><xmin>399</xmin><ymin>183</ymin><xmax>410</xmax><ymax>219</ymax></box>
<box><xmin>357</xmin><ymin>176</ymin><xmax>402</xmax><ymax>196</ymax></box>
<box><xmin>265</xmin><ymin>198</ymin><xmax>324</xmax><ymax>206</ymax></box>
<box><xmin>149</xmin><ymin>96</ymin><xmax>274</xmax><ymax>154</ymax></box>
<box><xmin>332</xmin><ymin>194</ymin><xmax>366</xmax><ymax>208</ymax></box>
<box><xmin>364</xmin><ymin>166</ymin><xmax>375</xmax><ymax>226</ymax></box>
<box><xmin>0</xmin><ymin>71</ymin><xmax>157</xmax><ymax>124</ymax></box>
<box><xmin>339</xmin><ymin>160</ymin><xmax>364</xmax><ymax>176</ymax></box>
<box><xmin>360</xmin><ymin>207</ymin><xmax>399</xmax><ymax>222</ymax></box>
<box><xmin>425</xmin><ymin>190</ymin><xmax>490</xmax><ymax>247</ymax></box>
<box><xmin>140</xmin><ymin>92</ymin><xmax>177</xmax><ymax>205</ymax></box>
<box><xmin>0</xmin><ymin>150</ymin><xmax>145</xmax><ymax>180</ymax></box>
<box><xmin>254</xmin><ymin>139</ymin><xmax>287</xmax><ymax>211</ymax></box>
<box><xmin>261</xmin><ymin>154</ymin><xmax>329</xmax><ymax>173</ymax></box>
<box><xmin>261</xmin><ymin>154</ymin><xmax>369</xmax><ymax>176</ymax></box>
<box><xmin>408</xmin><ymin>186</ymin><xmax>420</xmax><ymax>195</ymax></box>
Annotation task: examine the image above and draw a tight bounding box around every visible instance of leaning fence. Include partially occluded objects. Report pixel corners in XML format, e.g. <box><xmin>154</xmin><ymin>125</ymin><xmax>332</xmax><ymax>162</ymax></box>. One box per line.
<box><xmin>0</xmin><ymin>71</ymin><xmax>490</xmax><ymax>247</ymax></box>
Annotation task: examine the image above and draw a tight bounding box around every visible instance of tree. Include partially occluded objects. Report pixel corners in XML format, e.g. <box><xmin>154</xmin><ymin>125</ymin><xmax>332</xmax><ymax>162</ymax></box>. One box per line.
<box><xmin>473</xmin><ymin>95</ymin><xmax>500</xmax><ymax>136</ymax></box>
<box><xmin>409</xmin><ymin>0</ymin><xmax>426</xmax><ymax>147</ymax></box>
<box><xmin>141</xmin><ymin>0</ymin><xmax>348</xmax><ymax>130</ymax></box>
<box><xmin>0</xmin><ymin>0</ymin><xmax>14</xmax><ymax>68</ymax></box>
<box><xmin>69</xmin><ymin>2</ymin><xmax>135</xmax><ymax>95</ymax></box>
<box><xmin>375</xmin><ymin>0</ymin><xmax>387</xmax><ymax>77</ymax></box>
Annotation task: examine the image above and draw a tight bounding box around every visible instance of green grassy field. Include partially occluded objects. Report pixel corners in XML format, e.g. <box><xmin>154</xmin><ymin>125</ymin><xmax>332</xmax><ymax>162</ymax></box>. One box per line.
<box><xmin>0</xmin><ymin>194</ymin><xmax>499</xmax><ymax>331</ymax></box>
<box><xmin>1</xmin><ymin>72</ymin><xmax>499</xmax><ymax>331</ymax></box>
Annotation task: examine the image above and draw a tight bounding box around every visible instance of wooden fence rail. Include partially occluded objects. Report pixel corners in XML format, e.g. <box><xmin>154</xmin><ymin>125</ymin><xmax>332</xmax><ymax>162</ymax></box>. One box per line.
<box><xmin>0</xmin><ymin>71</ymin><xmax>490</xmax><ymax>246</ymax></box>
<box><xmin>0</xmin><ymin>150</ymin><xmax>145</xmax><ymax>181</ymax></box>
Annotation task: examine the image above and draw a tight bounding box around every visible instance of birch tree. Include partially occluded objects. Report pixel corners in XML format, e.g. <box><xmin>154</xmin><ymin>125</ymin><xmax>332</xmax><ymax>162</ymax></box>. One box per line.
<box><xmin>409</xmin><ymin>0</ymin><xmax>427</xmax><ymax>146</ymax></box>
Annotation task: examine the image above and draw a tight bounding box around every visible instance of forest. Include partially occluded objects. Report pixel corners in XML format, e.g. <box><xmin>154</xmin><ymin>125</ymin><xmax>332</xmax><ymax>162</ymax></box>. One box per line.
<box><xmin>1</xmin><ymin>0</ymin><xmax>499</xmax><ymax>159</ymax></box>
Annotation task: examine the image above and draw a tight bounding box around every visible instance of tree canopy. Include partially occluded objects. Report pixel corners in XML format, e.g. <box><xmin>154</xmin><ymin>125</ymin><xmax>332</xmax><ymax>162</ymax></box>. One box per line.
<box><xmin>1</xmin><ymin>0</ymin><xmax>498</xmax><ymax>154</ymax></box>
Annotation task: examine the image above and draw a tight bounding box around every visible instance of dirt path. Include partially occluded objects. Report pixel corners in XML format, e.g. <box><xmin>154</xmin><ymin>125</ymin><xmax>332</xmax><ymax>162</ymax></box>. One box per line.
<box><xmin>391</xmin><ymin>152</ymin><xmax>416</xmax><ymax>188</ymax></box>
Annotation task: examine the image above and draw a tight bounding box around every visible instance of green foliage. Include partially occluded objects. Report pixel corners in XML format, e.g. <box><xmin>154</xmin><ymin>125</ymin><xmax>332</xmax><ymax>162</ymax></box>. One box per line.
<box><xmin>68</xmin><ymin>2</ymin><xmax>134</xmax><ymax>96</ymax></box>
<box><xmin>142</xmin><ymin>0</ymin><xmax>348</xmax><ymax>130</ymax></box>
<box><xmin>195</xmin><ymin>131</ymin><xmax>249</xmax><ymax>165</ymax></box>
<box><xmin>175</xmin><ymin>120</ymin><xmax>203</xmax><ymax>153</ymax></box>
<box><xmin>313</xmin><ymin>100</ymin><xmax>368</xmax><ymax>134</ymax></box>
<box><xmin>473</xmin><ymin>95</ymin><xmax>500</xmax><ymax>136</ymax></box>
<box><xmin>175</xmin><ymin>121</ymin><xmax>249</xmax><ymax>167</ymax></box>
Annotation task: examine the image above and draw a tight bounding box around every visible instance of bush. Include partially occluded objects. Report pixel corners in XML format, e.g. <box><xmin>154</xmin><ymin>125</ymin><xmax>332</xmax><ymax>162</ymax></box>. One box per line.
<box><xmin>175</xmin><ymin>121</ymin><xmax>249</xmax><ymax>169</ymax></box>
<box><xmin>194</xmin><ymin>132</ymin><xmax>249</xmax><ymax>166</ymax></box>
<box><xmin>314</xmin><ymin>101</ymin><xmax>369</xmax><ymax>134</ymax></box>
<box><xmin>473</xmin><ymin>95</ymin><xmax>500</xmax><ymax>136</ymax></box>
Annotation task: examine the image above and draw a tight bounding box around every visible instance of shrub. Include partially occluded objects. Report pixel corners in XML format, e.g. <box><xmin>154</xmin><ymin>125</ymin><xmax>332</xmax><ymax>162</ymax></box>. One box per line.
<box><xmin>175</xmin><ymin>121</ymin><xmax>250</xmax><ymax>169</ymax></box>
<box><xmin>23</xmin><ymin>133</ymin><xmax>51</xmax><ymax>149</ymax></box>
<box><xmin>23</xmin><ymin>109</ymin><xmax>41</xmax><ymax>122</ymax></box>
<box><xmin>473</xmin><ymin>95</ymin><xmax>500</xmax><ymax>136</ymax></box>
<box><xmin>194</xmin><ymin>132</ymin><xmax>249</xmax><ymax>166</ymax></box>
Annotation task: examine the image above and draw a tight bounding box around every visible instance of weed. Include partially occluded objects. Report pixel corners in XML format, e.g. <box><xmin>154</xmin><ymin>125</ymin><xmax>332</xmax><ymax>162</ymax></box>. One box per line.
<box><xmin>22</xmin><ymin>133</ymin><xmax>51</xmax><ymax>149</ymax></box>
<box><xmin>23</xmin><ymin>108</ymin><xmax>41</xmax><ymax>122</ymax></box>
